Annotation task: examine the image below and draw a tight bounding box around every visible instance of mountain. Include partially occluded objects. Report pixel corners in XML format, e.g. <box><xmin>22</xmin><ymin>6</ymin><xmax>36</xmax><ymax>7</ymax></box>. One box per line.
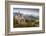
<box><xmin>23</xmin><ymin>15</ymin><xmax>39</xmax><ymax>20</ymax></box>
<box><xmin>13</xmin><ymin>12</ymin><xmax>39</xmax><ymax>20</ymax></box>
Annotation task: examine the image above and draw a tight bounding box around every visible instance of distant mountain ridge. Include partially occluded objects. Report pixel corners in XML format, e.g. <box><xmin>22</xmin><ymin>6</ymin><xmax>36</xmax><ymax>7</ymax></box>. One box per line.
<box><xmin>13</xmin><ymin>12</ymin><xmax>39</xmax><ymax>20</ymax></box>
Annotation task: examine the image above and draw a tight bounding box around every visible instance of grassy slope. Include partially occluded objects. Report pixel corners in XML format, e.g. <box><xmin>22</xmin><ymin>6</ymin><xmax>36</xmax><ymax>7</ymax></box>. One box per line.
<box><xmin>13</xmin><ymin>17</ymin><xmax>39</xmax><ymax>28</ymax></box>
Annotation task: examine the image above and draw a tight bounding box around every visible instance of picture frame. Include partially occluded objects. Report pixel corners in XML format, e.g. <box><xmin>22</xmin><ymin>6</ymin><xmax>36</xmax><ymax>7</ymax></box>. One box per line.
<box><xmin>5</xmin><ymin>0</ymin><xmax>45</xmax><ymax>36</ymax></box>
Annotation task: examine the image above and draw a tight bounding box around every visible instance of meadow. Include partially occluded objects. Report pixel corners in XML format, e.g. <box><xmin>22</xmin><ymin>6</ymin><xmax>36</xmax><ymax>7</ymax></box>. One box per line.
<box><xmin>13</xmin><ymin>16</ymin><xmax>39</xmax><ymax>28</ymax></box>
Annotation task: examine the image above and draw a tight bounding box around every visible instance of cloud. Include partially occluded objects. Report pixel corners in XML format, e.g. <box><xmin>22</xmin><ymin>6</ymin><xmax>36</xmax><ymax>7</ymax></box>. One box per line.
<box><xmin>13</xmin><ymin>8</ymin><xmax>39</xmax><ymax>16</ymax></box>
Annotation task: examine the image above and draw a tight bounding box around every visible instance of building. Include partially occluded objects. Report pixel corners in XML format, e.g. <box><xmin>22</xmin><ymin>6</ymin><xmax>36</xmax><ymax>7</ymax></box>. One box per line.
<box><xmin>14</xmin><ymin>12</ymin><xmax>27</xmax><ymax>25</ymax></box>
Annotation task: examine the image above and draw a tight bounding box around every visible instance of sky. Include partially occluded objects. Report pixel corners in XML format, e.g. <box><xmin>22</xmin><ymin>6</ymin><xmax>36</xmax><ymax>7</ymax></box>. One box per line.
<box><xmin>13</xmin><ymin>8</ymin><xmax>39</xmax><ymax>17</ymax></box>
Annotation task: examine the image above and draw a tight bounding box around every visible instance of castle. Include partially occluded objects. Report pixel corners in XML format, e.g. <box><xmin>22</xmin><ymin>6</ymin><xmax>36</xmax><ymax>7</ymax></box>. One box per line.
<box><xmin>14</xmin><ymin>12</ymin><xmax>27</xmax><ymax>25</ymax></box>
